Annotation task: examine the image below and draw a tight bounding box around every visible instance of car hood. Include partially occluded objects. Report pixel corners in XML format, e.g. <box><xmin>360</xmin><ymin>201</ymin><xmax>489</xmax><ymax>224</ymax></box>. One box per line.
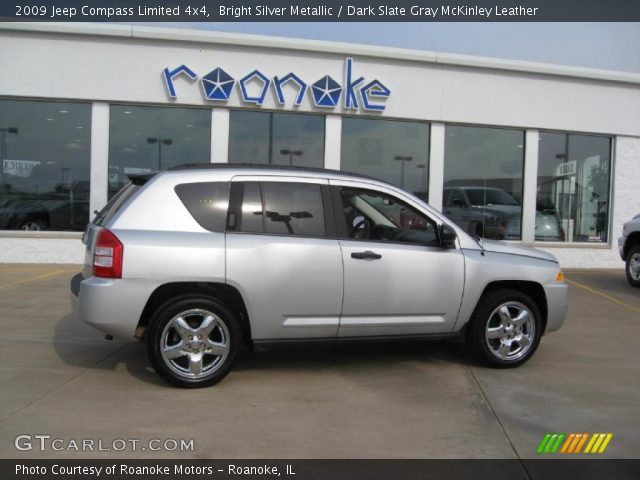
<box><xmin>477</xmin><ymin>239</ymin><xmax>559</xmax><ymax>264</ymax></box>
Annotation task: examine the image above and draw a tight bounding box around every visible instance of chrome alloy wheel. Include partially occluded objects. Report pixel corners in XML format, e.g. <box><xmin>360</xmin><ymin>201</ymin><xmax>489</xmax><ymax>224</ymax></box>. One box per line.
<box><xmin>160</xmin><ymin>309</ymin><xmax>230</xmax><ymax>379</ymax></box>
<box><xmin>485</xmin><ymin>301</ymin><xmax>535</xmax><ymax>361</ymax></box>
<box><xmin>629</xmin><ymin>253</ymin><xmax>640</xmax><ymax>281</ymax></box>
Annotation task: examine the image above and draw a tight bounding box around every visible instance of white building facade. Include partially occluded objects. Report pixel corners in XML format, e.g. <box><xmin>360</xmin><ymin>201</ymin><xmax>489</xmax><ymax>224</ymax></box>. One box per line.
<box><xmin>0</xmin><ymin>22</ymin><xmax>639</xmax><ymax>267</ymax></box>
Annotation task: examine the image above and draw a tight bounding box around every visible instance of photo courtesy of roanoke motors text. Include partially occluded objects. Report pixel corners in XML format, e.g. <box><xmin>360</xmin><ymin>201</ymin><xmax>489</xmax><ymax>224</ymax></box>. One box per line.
<box><xmin>0</xmin><ymin>0</ymin><xmax>639</xmax><ymax>479</ymax></box>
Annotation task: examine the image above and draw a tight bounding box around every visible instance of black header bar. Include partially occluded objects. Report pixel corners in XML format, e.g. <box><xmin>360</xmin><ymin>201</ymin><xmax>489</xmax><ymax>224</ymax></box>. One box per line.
<box><xmin>2</xmin><ymin>0</ymin><xmax>640</xmax><ymax>22</ymax></box>
<box><xmin>3</xmin><ymin>459</ymin><xmax>640</xmax><ymax>480</ymax></box>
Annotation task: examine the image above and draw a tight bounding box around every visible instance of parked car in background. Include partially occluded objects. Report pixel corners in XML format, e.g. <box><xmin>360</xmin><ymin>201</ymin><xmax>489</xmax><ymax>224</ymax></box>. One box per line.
<box><xmin>71</xmin><ymin>164</ymin><xmax>568</xmax><ymax>388</ymax></box>
<box><xmin>619</xmin><ymin>213</ymin><xmax>640</xmax><ymax>287</ymax></box>
<box><xmin>443</xmin><ymin>186</ymin><xmax>563</xmax><ymax>241</ymax></box>
<box><xmin>0</xmin><ymin>163</ymin><xmax>89</xmax><ymax>231</ymax></box>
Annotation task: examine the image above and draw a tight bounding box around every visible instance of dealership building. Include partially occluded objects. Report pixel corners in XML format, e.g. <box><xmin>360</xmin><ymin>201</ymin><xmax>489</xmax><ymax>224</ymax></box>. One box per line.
<box><xmin>0</xmin><ymin>22</ymin><xmax>638</xmax><ymax>267</ymax></box>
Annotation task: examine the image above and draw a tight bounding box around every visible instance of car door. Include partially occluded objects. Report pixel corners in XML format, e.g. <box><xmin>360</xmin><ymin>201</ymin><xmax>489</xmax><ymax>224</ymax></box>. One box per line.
<box><xmin>331</xmin><ymin>180</ymin><xmax>465</xmax><ymax>337</ymax></box>
<box><xmin>225</xmin><ymin>176</ymin><xmax>344</xmax><ymax>340</ymax></box>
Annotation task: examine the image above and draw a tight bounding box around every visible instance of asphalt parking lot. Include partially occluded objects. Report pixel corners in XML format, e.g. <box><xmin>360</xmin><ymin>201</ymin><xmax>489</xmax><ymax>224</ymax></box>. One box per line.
<box><xmin>0</xmin><ymin>265</ymin><xmax>638</xmax><ymax>459</ymax></box>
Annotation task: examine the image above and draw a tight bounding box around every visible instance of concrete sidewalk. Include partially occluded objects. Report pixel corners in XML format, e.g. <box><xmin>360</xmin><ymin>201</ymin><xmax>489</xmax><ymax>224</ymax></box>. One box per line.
<box><xmin>0</xmin><ymin>266</ymin><xmax>638</xmax><ymax>459</ymax></box>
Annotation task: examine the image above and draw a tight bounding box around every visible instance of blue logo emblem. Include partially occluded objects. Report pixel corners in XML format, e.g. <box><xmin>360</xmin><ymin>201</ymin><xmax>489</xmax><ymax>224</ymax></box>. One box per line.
<box><xmin>311</xmin><ymin>76</ymin><xmax>342</xmax><ymax>108</ymax></box>
<box><xmin>163</xmin><ymin>65</ymin><xmax>198</xmax><ymax>98</ymax></box>
<box><xmin>202</xmin><ymin>68</ymin><xmax>235</xmax><ymax>101</ymax></box>
<box><xmin>239</xmin><ymin>70</ymin><xmax>271</xmax><ymax>105</ymax></box>
<box><xmin>273</xmin><ymin>73</ymin><xmax>307</xmax><ymax>106</ymax></box>
<box><xmin>164</xmin><ymin>59</ymin><xmax>390</xmax><ymax>111</ymax></box>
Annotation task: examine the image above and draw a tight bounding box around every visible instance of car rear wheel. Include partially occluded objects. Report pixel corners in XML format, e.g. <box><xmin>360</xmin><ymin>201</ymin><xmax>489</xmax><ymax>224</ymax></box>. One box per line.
<box><xmin>626</xmin><ymin>244</ymin><xmax>640</xmax><ymax>288</ymax></box>
<box><xmin>147</xmin><ymin>296</ymin><xmax>241</xmax><ymax>387</ymax></box>
<box><xmin>466</xmin><ymin>288</ymin><xmax>542</xmax><ymax>368</ymax></box>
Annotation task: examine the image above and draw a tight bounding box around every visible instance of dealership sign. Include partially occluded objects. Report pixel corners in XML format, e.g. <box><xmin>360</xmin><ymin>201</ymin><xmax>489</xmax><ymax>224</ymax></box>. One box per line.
<box><xmin>162</xmin><ymin>58</ymin><xmax>391</xmax><ymax>112</ymax></box>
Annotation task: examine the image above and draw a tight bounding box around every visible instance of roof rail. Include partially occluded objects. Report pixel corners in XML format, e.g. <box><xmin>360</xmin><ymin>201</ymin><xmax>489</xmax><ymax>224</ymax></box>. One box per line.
<box><xmin>165</xmin><ymin>162</ymin><xmax>384</xmax><ymax>183</ymax></box>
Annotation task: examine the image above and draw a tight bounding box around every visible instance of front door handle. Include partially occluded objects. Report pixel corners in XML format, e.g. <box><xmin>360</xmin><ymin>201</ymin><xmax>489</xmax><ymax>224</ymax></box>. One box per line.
<box><xmin>351</xmin><ymin>251</ymin><xmax>382</xmax><ymax>260</ymax></box>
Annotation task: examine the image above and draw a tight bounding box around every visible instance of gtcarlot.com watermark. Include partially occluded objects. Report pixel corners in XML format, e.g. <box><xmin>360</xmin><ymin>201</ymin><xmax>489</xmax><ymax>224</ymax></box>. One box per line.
<box><xmin>15</xmin><ymin>434</ymin><xmax>194</xmax><ymax>452</ymax></box>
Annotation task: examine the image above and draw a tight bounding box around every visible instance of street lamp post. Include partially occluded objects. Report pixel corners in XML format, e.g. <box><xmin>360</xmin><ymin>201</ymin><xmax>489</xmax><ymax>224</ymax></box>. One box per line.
<box><xmin>416</xmin><ymin>164</ymin><xmax>427</xmax><ymax>195</ymax></box>
<box><xmin>280</xmin><ymin>149</ymin><xmax>303</xmax><ymax>166</ymax></box>
<box><xmin>147</xmin><ymin>137</ymin><xmax>173</xmax><ymax>170</ymax></box>
<box><xmin>394</xmin><ymin>155</ymin><xmax>413</xmax><ymax>189</ymax></box>
<box><xmin>0</xmin><ymin>126</ymin><xmax>19</xmax><ymax>202</ymax></box>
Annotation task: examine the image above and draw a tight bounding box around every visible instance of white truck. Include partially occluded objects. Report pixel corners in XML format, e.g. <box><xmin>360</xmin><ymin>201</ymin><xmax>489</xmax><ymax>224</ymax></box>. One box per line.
<box><xmin>619</xmin><ymin>214</ymin><xmax>640</xmax><ymax>287</ymax></box>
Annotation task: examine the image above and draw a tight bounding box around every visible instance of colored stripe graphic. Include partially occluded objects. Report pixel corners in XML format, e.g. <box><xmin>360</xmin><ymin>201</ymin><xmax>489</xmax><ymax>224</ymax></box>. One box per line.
<box><xmin>540</xmin><ymin>433</ymin><xmax>613</xmax><ymax>454</ymax></box>
<box><xmin>585</xmin><ymin>433</ymin><xmax>613</xmax><ymax>454</ymax></box>
<box><xmin>537</xmin><ymin>433</ymin><xmax>565</xmax><ymax>453</ymax></box>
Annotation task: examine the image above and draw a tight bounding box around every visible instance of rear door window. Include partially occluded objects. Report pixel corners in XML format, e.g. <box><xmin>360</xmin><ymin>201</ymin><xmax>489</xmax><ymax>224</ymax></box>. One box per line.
<box><xmin>236</xmin><ymin>182</ymin><xmax>326</xmax><ymax>237</ymax></box>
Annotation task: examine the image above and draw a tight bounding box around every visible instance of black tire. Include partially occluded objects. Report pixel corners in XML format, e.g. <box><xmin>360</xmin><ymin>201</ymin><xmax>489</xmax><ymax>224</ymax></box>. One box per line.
<box><xmin>466</xmin><ymin>288</ymin><xmax>543</xmax><ymax>368</ymax></box>
<box><xmin>146</xmin><ymin>295</ymin><xmax>241</xmax><ymax>388</ymax></box>
<box><xmin>625</xmin><ymin>244</ymin><xmax>640</xmax><ymax>288</ymax></box>
<box><xmin>19</xmin><ymin>218</ymin><xmax>48</xmax><ymax>231</ymax></box>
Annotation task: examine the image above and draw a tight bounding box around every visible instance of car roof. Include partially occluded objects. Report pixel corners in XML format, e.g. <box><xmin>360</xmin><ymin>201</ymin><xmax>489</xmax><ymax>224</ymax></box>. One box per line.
<box><xmin>128</xmin><ymin>163</ymin><xmax>394</xmax><ymax>188</ymax></box>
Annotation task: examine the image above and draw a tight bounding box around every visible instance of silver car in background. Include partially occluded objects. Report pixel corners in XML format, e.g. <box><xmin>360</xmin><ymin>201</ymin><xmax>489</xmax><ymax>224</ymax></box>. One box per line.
<box><xmin>619</xmin><ymin>213</ymin><xmax>640</xmax><ymax>287</ymax></box>
<box><xmin>71</xmin><ymin>165</ymin><xmax>568</xmax><ymax>387</ymax></box>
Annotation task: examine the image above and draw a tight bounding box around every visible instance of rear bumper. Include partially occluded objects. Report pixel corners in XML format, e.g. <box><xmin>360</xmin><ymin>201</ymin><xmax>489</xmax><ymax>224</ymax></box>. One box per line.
<box><xmin>543</xmin><ymin>282</ymin><xmax>569</xmax><ymax>334</ymax></box>
<box><xmin>70</xmin><ymin>275</ymin><xmax>159</xmax><ymax>340</ymax></box>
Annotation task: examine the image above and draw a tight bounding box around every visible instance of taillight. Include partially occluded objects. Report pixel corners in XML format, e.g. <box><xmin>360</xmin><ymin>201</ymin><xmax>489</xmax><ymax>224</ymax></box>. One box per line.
<box><xmin>93</xmin><ymin>229</ymin><xmax>123</xmax><ymax>278</ymax></box>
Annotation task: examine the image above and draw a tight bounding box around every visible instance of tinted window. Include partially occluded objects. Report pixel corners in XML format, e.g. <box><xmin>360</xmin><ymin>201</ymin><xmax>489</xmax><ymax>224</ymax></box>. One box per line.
<box><xmin>229</xmin><ymin>111</ymin><xmax>325</xmax><ymax>167</ymax></box>
<box><xmin>341</xmin><ymin>118</ymin><xmax>430</xmax><ymax>200</ymax></box>
<box><xmin>237</xmin><ymin>182</ymin><xmax>325</xmax><ymax>237</ymax></box>
<box><xmin>262</xmin><ymin>183</ymin><xmax>325</xmax><ymax>236</ymax></box>
<box><xmin>239</xmin><ymin>182</ymin><xmax>263</xmax><ymax>234</ymax></box>
<box><xmin>537</xmin><ymin>132</ymin><xmax>611</xmax><ymax>243</ymax></box>
<box><xmin>108</xmin><ymin>105</ymin><xmax>211</xmax><ymax>199</ymax></box>
<box><xmin>443</xmin><ymin>126</ymin><xmax>524</xmax><ymax>240</ymax></box>
<box><xmin>175</xmin><ymin>182</ymin><xmax>230</xmax><ymax>232</ymax></box>
<box><xmin>0</xmin><ymin>99</ymin><xmax>91</xmax><ymax>232</ymax></box>
<box><xmin>339</xmin><ymin>188</ymin><xmax>438</xmax><ymax>247</ymax></box>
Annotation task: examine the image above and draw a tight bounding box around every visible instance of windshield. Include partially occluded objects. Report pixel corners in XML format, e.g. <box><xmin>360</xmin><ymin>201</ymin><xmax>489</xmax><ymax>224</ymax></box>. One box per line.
<box><xmin>465</xmin><ymin>188</ymin><xmax>519</xmax><ymax>206</ymax></box>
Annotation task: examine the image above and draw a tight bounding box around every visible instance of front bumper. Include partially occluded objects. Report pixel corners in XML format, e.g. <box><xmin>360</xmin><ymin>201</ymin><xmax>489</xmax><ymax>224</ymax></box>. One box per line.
<box><xmin>543</xmin><ymin>282</ymin><xmax>569</xmax><ymax>334</ymax></box>
<box><xmin>70</xmin><ymin>274</ymin><xmax>159</xmax><ymax>340</ymax></box>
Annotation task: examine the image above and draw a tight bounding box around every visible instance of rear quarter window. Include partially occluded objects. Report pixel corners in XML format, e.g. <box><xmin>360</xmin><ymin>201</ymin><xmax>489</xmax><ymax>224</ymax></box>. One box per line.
<box><xmin>175</xmin><ymin>182</ymin><xmax>230</xmax><ymax>232</ymax></box>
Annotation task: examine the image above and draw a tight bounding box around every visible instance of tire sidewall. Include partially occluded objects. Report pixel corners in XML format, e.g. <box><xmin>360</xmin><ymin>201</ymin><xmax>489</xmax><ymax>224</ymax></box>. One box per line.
<box><xmin>467</xmin><ymin>289</ymin><xmax>543</xmax><ymax>368</ymax></box>
<box><xmin>146</xmin><ymin>296</ymin><xmax>241</xmax><ymax>387</ymax></box>
<box><xmin>625</xmin><ymin>245</ymin><xmax>640</xmax><ymax>288</ymax></box>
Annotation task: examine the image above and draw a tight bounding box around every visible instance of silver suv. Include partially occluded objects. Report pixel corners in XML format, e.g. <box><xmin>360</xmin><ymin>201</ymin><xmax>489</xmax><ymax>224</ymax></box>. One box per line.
<box><xmin>71</xmin><ymin>165</ymin><xmax>568</xmax><ymax>387</ymax></box>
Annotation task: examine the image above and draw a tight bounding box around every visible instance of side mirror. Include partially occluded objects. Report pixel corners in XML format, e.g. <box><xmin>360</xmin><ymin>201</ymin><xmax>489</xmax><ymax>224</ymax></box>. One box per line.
<box><xmin>439</xmin><ymin>224</ymin><xmax>457</xmax><ymax>249</ymax></box>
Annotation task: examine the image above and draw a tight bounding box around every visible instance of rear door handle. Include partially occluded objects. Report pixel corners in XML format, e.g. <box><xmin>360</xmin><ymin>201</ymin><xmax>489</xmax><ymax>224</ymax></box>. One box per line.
<box><xmin>351</xmin><ymin>251</ymin><xmax>382</xmax><ymax>260</ymax></box>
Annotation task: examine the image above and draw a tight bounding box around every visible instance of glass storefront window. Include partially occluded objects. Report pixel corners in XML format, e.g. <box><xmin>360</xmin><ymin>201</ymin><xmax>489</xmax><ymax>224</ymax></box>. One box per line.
<box><xmin>443</xmin><ymin>126</ymin><xmax>525</xmax><ymax>240</ymax></box>
<box><xmin>108</xmin><ymin>105</ymin><xmax>211</xmax><ymax>198</ymax></box>
<box><xmin>537</xmin><ymin>132</ymin><xmax>611</xmax><ymax>243</ymax></box>
<box><xmin>0</xmin><ymin>99</ymin><xmax>91</xmax><ymax>231</ymax></box>
<box><xmin>341</xmin><ymin>118</ymin><xmax>430</xmax><ymax>201</ymax></box>
<box><xmin>228</xmin><ymin>111</ymin><xmax>324</xmax><ymax>167</ymax></box>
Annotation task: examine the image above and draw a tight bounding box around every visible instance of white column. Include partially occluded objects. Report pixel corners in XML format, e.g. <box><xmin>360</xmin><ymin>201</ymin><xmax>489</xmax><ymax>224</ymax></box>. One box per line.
<box><xmin>522</xmin><ymin>130</ymin><xmax>540</xmax><ymax>244</ymax></box>
<box><xmin>211</xmin><ymin>108</ymin><xmax>230</xmax><ymax>163</ymax></box>
<box><xmin>428</xmin><ymin>123</ymin><xmax>445</xmax><ymax>211</ymax></box>
<box><xmin>324</xmin><ymin>115</ymin><xmax>342</xmax><ymax>170</ymax></box>
<box><xmin>89</xmin><ymin>102</ymin><xmax>109</xmax><ymax>215</ymax></box>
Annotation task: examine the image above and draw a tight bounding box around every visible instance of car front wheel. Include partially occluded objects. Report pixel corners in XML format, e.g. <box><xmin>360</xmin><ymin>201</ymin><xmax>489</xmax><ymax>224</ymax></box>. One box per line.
<box><xmin>466</xmin><ymin>289</ymin><xmax>543</xmax><ymax>368</ymax></box>
<box><xmin>625</xmin><ymin>244</ymin><xmax>640</xmax><ymax>288</ymax></box>
<box><xmin>147</xmin><ymin>296</ymin><xmax>241</xmax><ymax>387</ymax></box>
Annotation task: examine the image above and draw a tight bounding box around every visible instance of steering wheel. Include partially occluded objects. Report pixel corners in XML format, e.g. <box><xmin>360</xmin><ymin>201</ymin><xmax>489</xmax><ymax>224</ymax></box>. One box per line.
<box><xmin>350</xmin><ymin>219</ymin><xmax>370</xmax><ymax>239</ymax></box>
